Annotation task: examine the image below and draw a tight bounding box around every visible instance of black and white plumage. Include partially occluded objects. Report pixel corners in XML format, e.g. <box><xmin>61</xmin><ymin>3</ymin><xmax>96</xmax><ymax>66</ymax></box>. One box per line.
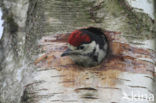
<box><xmin>61</xmin><ymin>27</ymin><xmax>108</xmax><ymax>67</ymax></box>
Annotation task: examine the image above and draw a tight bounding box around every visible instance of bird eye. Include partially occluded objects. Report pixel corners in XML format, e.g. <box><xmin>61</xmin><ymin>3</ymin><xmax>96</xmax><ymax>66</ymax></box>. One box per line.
<box><xmin>79</xmin><ymin>46</ymin><xmax>84</xmax><ymax>49</ymax></box>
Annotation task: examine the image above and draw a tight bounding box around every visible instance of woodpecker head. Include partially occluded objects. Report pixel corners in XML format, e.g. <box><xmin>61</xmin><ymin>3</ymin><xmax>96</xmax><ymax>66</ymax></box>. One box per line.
<box><xmin>61</xmin><ymin>27</ymin><xmax>108</xmax><ymax>67</ymax></box>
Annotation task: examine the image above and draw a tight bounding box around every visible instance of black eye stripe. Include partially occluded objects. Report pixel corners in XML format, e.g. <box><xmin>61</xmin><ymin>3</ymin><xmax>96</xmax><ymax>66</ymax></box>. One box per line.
<box><xmin>77</xmin><ymin>46</ymin><xmax>84</xmax><ymax>49</ymax></box>
<box><xmin>80</xmin><ymin>46</ymin><xmax>84</xmax><ymax>49</ymax></box>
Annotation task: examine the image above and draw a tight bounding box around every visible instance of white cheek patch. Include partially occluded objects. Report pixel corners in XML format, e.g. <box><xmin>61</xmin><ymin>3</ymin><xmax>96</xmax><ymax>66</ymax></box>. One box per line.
<box><xmin>95</xmin><ymin>43</ymin><xmax>107</xmax><ymax>62</ymax></box>
<box><xmin>104</xmin><ymin>43</ymin><xmax>108</xmax><ymax>50</ymax></box>
<box><xmin>98</xmin><ymin>49</ymin><xmax>106</xmax><ymax>62</ymax></box>
<box><xmin>82</xmin><ymin>41</ymin><xmax>106</xmax><ymax>62</ymax></box>
<box><xmin>83</xmin><ymin>41</ymin><xmax>96</xmax><ymax>54</ymax></box>
<box><xmin>68</xmin><ymin>44</ymin><xmax>77</xmax><ymax>50</ymax></box>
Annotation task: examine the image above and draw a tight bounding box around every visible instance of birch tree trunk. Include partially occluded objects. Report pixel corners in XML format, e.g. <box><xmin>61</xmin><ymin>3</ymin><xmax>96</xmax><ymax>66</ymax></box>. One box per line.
<box><xmin>0</xmin><ymin>0</ymin><xmax>155</xmax><ymax>103</ymax></box>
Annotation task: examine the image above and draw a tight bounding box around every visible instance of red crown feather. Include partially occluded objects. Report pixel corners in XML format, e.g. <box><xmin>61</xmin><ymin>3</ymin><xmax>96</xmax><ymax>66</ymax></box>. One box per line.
<box><xmin>68</xmin><ymin>30</ymin><xmax>91</xmax><ymax>47</ymax></box>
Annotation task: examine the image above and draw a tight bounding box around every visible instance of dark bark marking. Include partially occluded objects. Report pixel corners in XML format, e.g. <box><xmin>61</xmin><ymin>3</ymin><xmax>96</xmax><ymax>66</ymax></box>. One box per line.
<box><xmin>75</xmin><ymin>87</ymin><xmax>97</xmax><ymax>92</ymax></box>
<box><xmin>117</xmin><ymin>78</ymin><xmax>131</xmax><ymax>82</ymax></box>
<box><xmin>128</xmin><ymin>85</ymin><xmax>147</xmax><ymax>89</ymax></box>
<box><xmin>144</xmin><ymin>76</ymin><xmax>154</xmax><ymax>81</ymax></box>
<box><xmin>97</xmin><ymin>87</ymin><xmax>121</xmax><ymax>90</ymax></box>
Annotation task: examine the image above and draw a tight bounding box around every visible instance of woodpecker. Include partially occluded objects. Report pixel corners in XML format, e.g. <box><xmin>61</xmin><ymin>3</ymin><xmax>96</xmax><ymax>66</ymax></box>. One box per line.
<box><xmin>61</xmin><ymin>27</ymin><xmax>108</xmax><ymax>67</ymax></box>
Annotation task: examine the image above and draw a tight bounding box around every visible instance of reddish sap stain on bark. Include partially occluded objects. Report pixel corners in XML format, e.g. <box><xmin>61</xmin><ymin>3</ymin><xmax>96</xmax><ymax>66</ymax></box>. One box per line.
<box><xmin>34</xmin><ymin>30</ymin><xmax>155</xmax><ymax>87</ymax></box>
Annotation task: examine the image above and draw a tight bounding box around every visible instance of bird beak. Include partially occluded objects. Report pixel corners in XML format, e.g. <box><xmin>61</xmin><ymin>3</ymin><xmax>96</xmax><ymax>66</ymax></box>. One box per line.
<box><xmin>61</xmin><ymin>49</ymin><xmax>72</xmax><ymax>57</ymax></box>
